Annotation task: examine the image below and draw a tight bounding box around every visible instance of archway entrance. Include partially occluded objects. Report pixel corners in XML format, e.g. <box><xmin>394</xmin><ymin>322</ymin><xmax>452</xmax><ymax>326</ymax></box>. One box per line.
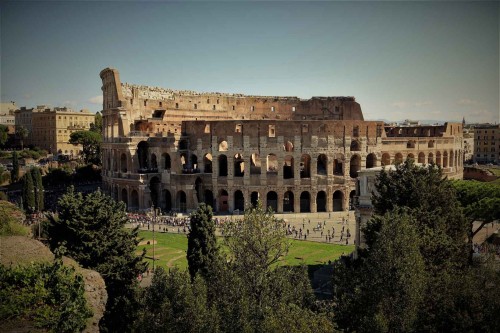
<box><xmin>333</xmin><ymin>191</ymin><xmax>343</xmax><ymax>211</ymax></box>
<box><xmin>316</xmin><ymin>191</ymin><xmax>326</xmax><ymax>212</ymax></box>
<box><xmin>234</xmin><ymin>190</ymin><xmax>244</xmax><ymax>211</ymax></box>
<box><xmin>218</xmin><ymin>190</ymin><xmax>229</xmax><ymax>212</ymax></box>
<box><xmin>300</xmin><ymin>191</ymin><xmax>311</xmax><ymax>212</ymax></box>
<box><xmin>267</xmin><ymin>191</ymin><xmax>278</xmax><ymax>212</ymax></box>
<box><xmin>251</xmin><ymin>192</ymin><xmax>259</xmax><ymax>208</ymax></box>
<box><xmin>283</xmin><ymin>191</ymin><xmax>294</xmax><ymax>212</ymax></box>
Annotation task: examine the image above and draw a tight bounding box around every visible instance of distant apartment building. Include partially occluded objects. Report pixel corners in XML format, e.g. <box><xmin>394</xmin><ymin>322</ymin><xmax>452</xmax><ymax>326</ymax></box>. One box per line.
<box><xmin>0</xmin><ymin>102</ymin><xmax>17</xmax><ymax>133</ymax></box>
<box><xmin>473</xmin><ymin>124</ymin><xmax>499</xmax><ymax>164</ymax></box>
<box><xmin>462</xmin><ymin>126</ymin><xmax>474</xmax><ymax>163</ymax></box>
<box><xmin>14</xmin><ymin>105</ymin><xmax>95</xmax><ymax>155</ymax></box>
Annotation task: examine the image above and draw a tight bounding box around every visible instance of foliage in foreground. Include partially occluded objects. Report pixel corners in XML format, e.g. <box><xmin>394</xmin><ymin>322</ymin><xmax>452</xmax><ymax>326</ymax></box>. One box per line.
<box><xmin>332</xmin><ymin>160</ymin><xmax>500</xmax><ymax>333</ymax></box>
<box><xmin>46</xmin><ymin>187</ymin><xmax>146</xmax><ymax>332</ymax></box>
<box><xmin>0</xmin><ymin>260</ymin><xmax>92</xmax><ymax>333</ymax></box>
<box><xmin>136</xmin><ymin>204</ymin><xmax>334</xmax><ymax>333</ymax></box>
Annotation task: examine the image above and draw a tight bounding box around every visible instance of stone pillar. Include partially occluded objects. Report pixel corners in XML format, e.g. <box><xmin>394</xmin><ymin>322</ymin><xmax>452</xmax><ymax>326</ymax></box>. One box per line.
<box><xmin>277</xmin><ymin>192</ymin><xmax>283</xmax><ymax>213</ymax></box>
<box><xmin>311</xmin><ymin>192</ymin><xmax>317</xmax><ymax>213</ymax></box>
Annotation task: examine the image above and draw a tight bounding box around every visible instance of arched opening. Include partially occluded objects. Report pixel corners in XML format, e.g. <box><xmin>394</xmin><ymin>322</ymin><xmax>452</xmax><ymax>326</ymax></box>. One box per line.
<box><xmin>162</xmin><ymin>153</ymin><xmax>171</xmax><ymax>170</ymax></box>
<box><xmin>284</xmin><ymin>141</ymin><xmax>294</xmax><ymax>152</ymax></box>
<box><xmin>407</xmin><ymin>140</ymin><xmax>416</xmax><ymax>148</ymax></box>
<box><xmin>418</xmin><ymin>152</ymin><xmax>425</xmax><ymax>164</ymax></box>
<box><xmin>283</xmin><ymin>191</ymin><xmax>294</xmax><ymax>212</ymax></box>
<box><xmin>382</xmin><ymin>153</ymin><xmax>391</xmax><ymax>166</ymax></box>
<box><xmin>178</xmin><ymin>139</ymin><xmax>188</xmax><ymax>150</ymax></box>
<box><xmin>113</xmin><ymin>187</ymin><xmax>118</xmax><ymax>201</ymax></box>
<box><xmin>234</xmin><ymin>153</ymin><xmax>244</xmax><ymax>177</ymax></box>
<box><xmin>436</xmin><ymin>151</ymin><xmax>442</xmax><ymax>167</ymax></box>
<box><xmin>150</xmin><ymin>153</ymin><xmax>158</xmax><ymax>171</ymax></box>
<box><xmin>163</xmin><ymin>190</ymin><xmax>172</xmax><ymax>212</ymax></box>
<box><xmin>195</xmin><ymin>178</ymin><xmax>203</xmax><ymax>204</ymax></box>
<box><xmin>300</xmin><ymin>191</ymin><xmax>311</xmax><ymax>212</ymax></box>
<box><xmin>366</xmin><ymin>153</ymin><xmax>376</xmax><ymax>168</ymax></box>
<box><xmin>407</xmin><ymin>153</ymin><xmax>415</xmax><ymax>161</ymax></box>
<box><xmin>283</xmin><ymin>155</ymin><xmax>294</xmax><ymax>179</ymax></box>
<box><xmin>149</xmin><ymin>176</ymin><xmax>161</xmax><ymax>208</ymax></box>
<box><xmin>120</xmin><ymin>153</ymin><xmax>127</xmax><ymax>172</ymax></box>
<box><xmin>394</xmin><ymin>153</ymin><xmax>403</xmax><ymax>165</ymax></box>
<box><xmin>267</xmin><ymin>154</ymin><xmax>278</xmax><ymax>173</ymax></box>
<box><xmin>428</xmin><ymin>152</ymin><xmax>434</xmax><ymax>164</ymax></box>
<box><xmin>333</xmin><ymin>155</ymin><xmax>344</xmax><ymax>175</ymax></box>
<box><xmin>219</xmin><ymin>155</ymin><xmax>228</xmax><ymax>176</ymax></box>
<box><xmin>191</xmin><ymin>154</ymin><xmax>198</xmax><ymax>171</ymax></box>
<box><xmin>131</xmin><ymin>190</ymin><xmax>139</xmax><ymax>210</ymax></box>
<box><xmin>349</xmin><ymin>190</ymin><xmax>356</xmax><ymax>210</ymax></box>
<box><xmin>180</xmin><ymin>153</ymin><xmax>188</xmax><ymax>170</ymax></box>
<box><xmin>350</xmin><ymin>140</ymin><xmax>360</xmax><ymax>151</ymax></box>
<box><xmin>350</xmin><ymin>155</ymin><xmax>361</xmax><ymax>178</ymax></box>
<box><xmin>443</xmin><ymin>151</ymin><xmax>448</xmax><ymax>168</ymax></box>
<box><xmin>113</xmin><ymin>154</ymin><xmax>118</xmax><ymax>172</ymax></box>
<box><xmin>267</xmin><ymin>191</ymin><xmax>278</xmax><ymax>212</ymax></box>
<box><xmin>333</xmin><ymin>191</ymin><xmax>344</xmax><ymax>211</ymax></box>
<box><xmin>121</xmin><ymin>188</ymin><xmax>128</xmax><ymax>208</ymax></box>
<box><xmin>217</xmin><ymin>190</ymin><xmax>229</xmax><ymax>212</ymax></box>
<box><xmin>300</xmin><ymin>154</ymin><xmax>311</xmax><ymax>178</ymax></box>
<box><xmin>204</xmin><ymin>190</ymin><xmax>214</xmax><ymax>209</ymax></box>
<box><xmin>251</xmin><ymin>192</ymin><xmax>259</xmax><ymax>208</ymax></box>
<box><xmin>137</xmin><ymin>141</ymin><xmax>149</xmax><ymax>171</ymax></box>
<box><xmin>218</xmin><ymin>140</ymin><xmax>228</xmax><ymax>151</ymax></box>
<box><xmin>317</xmin><ymin>154</ymin><xmax>327</xmax><ymax>175</ymax></box>
<box><xmin>203</xmin><ymin>153</ymin><xmax>212</xmax><ymax>173</ymax></box>
<box><xmin>450</xmin><ymin>150</ymin><xmax>454</xmax><ymax>168</ymax></box>
<box><xmin>177</xmin><ymin>191</ymin><xmax>187</xmax><ymax>212</ymax></box>
<box><xmin>234</xmin><ymin>190</ymin><xmax>244</xmax><ymax>211</ymax></box>
<box><xmin>316</xmin><ymin>191</ymin><xmax>327</xmax><ymax>212</ymax></box>
<box><xmin>250</xmin><ymin>153</ymin><xmax>261</xmax><ymax>175</ymax></box>
<box><xmin>428</xmin><ymin>140</ymin><xmax>435</xmax><ymax>148</ymax></box>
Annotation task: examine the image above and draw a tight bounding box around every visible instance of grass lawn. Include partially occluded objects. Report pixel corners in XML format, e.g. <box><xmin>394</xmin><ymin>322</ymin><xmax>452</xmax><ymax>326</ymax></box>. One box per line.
<box><xmin>137</xmin><ymin>230</ymin><xmax>354</xmax><ymax>270</ymax></box>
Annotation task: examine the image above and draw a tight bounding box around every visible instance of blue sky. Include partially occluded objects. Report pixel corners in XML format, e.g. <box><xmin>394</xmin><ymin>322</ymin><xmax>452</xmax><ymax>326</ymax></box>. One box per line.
<box><xmin>1</xmin><ymin>0</ymin><xmax>499</xmax><ymax>123</ymax></box>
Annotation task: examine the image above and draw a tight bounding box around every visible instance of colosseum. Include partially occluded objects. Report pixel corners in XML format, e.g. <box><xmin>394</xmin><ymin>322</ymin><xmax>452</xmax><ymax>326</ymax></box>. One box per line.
<box><xmin>100</xmin><ymin>68</ymin><xmax>464</xmax><ymax>214</ymax></box>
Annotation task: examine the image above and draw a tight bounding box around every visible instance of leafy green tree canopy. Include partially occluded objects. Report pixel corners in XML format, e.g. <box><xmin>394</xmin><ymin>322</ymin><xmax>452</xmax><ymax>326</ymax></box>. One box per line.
<box><xmin>69</xmin><ymin>130</ymin><xmax>102</xmax><ymax>165</ymax></box>
<box><xmin>0</xmin><ymin>124</ymin><xmax>8</xmax><ymax>147</ymax></box>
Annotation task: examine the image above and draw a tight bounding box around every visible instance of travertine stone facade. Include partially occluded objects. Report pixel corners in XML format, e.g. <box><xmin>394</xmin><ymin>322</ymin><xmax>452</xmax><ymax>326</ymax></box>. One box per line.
<box><xmin>100</xmin><ymin>68</ymin><xmax>464</xmax><ymax>213</ymax></box>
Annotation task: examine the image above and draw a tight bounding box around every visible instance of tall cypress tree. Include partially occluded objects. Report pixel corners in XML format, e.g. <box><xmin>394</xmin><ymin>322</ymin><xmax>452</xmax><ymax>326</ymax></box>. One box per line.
<box><xmin>11</xmin><ymin>152</ymin><xmax>19</xmax><ymax>183</ymax></box>
<box><xmin>187</xmin><ymin>203</ymin><xmax>218</xmax><ymax>280</ymax></box>
<box><xmin>22</xmin><ymin>171</ymin><xmax>35</xmax><ymax>213</ymax></box>
<box><xmin>31</xmin><ymin>167</ymin><xmax>44</xmax><ymax>212</ymax></box>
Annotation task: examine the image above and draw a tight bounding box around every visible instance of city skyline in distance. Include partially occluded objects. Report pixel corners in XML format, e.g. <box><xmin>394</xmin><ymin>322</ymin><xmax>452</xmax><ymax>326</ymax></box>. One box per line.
<box><xmin>1</xmin><ymin>0</ymin><xmax>498</xmax><ymax>124</ymax></box>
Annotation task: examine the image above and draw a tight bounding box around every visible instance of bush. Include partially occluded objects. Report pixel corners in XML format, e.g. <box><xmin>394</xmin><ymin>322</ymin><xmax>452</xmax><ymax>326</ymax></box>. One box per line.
<box><xmin>0</xmin><ymin>260</ymin><xmax>92</xmax><ymax>332</ymax></box>
<box><xmin>0</xmin><ymin>171</ymin><xmax>9</xmax><ymax>185</ymax></box>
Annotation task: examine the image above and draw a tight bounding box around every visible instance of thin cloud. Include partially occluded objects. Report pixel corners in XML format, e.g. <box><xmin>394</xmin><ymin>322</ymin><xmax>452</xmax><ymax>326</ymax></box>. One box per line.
<box><xmin>89</xmin><ymin>95</ymin><xmax>103</xmax><ymax>104</ymax></box>
<box><xmin>458</xmin><ymin>98</ymin><xmax>480</xmax><ymax>106</ymax></box>
<box><xmin>392</xmin><ymin>101</ymin><xmax>409</xmax><ymax>108</ymax></box>
<box><xmin>415</xmin><ymin>101</ymin><xmax>433</xmax><ymax>107</ymax></box>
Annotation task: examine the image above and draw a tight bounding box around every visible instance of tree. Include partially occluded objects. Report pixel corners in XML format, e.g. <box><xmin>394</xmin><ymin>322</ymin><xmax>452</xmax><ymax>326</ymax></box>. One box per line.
<box><xmin>187</xmin><ymin>203</ymin><xmax>218</xmax><ymax>280</ymax></box>
<box><xmin>31</xmin><ymin>167</ymin><xmax>44</xmax><ymax>212</ymax></box>
<box><xmin>334</xmin><ymin>209</ymin><xmax>426</xmax><ymax>332</ymax></box>
<box><xmin>367</xmin><ymin>159</ymin><xmax>469</xmax><ymax>271</ymax></box>
<box><xmin>69</xmin><ymin>130</ymin><xmax>102</xmax><ymax>165</ymax></box>
<box><xmin>15</xmin><ymin>125</ymin><xmax>28</xmax><ymax>150</ymax></box>
<box><xmin>10</xmin><ymin>151</ymin><xmax>19</xmax><ymax>183</ymax></box>
<box><xmin>0</xmin><ymin>124</ymin><xmax>8</xmax><ymax>147</ymax></box>
<box><xmin>222</xmin><ymin>204</ymin><xmax>290</xmax><ymax>308</ymax></box>
<box><xmin>45</xmin><ymin>187</ymin><xmax>146</xmax><ymax>332</ymax></box>
<box><xmin>21</xmin><ymin>171</ymin><xmax>35</xmax><ymax>213</ymax></box>
<box><xmin>90</xmin><ymin>112</ymin><xmax>103</xmax><ymax>134</ymax></box>
<box><xmin>452</xmin><ymin>180</ymin><xmax>500</xmax><ymax>260</ymax></box>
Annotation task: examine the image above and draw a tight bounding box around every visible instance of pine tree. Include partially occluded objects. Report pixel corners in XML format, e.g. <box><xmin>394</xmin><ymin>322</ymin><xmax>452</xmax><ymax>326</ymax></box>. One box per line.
<box><xmin>31</xmin><ymin>167</ymin><xmax>44</xmax><ymax>212</ymax></box>
<box><xmin>21</xmin><ymin>171</ymin><xmax>35</xmax><ymax>213</ymax></box>
<box><xmin>11</xmin><ymin>151</ymin><xmax>19</xmax><ymax>183</ymax></box>
<box><xmin>46</xmin><ymin>187</ymin><xmax>146</xmax><ymax>332</ymax></box>
<box><xmin>187</xmin><ymin>203</ymin><xmax>218</xmax><ymax>280</ymax></box>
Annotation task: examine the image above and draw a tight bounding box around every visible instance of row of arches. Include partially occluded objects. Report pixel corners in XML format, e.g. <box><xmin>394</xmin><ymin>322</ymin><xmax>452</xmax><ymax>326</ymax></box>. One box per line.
<box><xmin>380</xmin><ymin>150</ymin><xmax>463</xmax><ymax>168</ymax></box>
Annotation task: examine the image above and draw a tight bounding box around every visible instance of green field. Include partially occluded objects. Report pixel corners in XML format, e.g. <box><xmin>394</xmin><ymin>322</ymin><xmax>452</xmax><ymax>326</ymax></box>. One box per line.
<box><xmin>137</xmin><ymin>230</ymin><xmax>354</xmax><ymax>270</ymax></box>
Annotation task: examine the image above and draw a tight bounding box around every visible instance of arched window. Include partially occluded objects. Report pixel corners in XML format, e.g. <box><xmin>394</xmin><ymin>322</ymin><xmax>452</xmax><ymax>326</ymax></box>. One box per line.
<box><xmin>283</xmin><ymin>155</ymin><xmax>294</xmax><ymax>179</ymax></box>
<box><xmin>300</xmin><ymin>154</ymin><xmax>311</xmax><ymax>178</ymax></box>
<box><xmin>316</xmin><ymin>191</ymin><xmax>327</xmax><ymax>212</ymax></box>
<box><xmin>219</xmin><ymin>140</ymin><xmax>228</xmax><ymax>151</ymax></box>
<box><xmin>394</xmin><ymin>153</ymin><xmax>403</xmax><ymax>164</ymax></box>
<box><xmin>137</xmin><ymin>141</ymin><xmax>149</xmax><ymax>170</ymax></box>
<box><xmin>418</xmin><ymin>152</ymin><xmax>425</xmax><ymax>164</ymax></box>
<box><xmin>234</xmin><ymin>190</ymin><xmax>244</xmax><ymax>211</ymax></box>
<box><xmin>234</xmin><ymin>153</ymin><xmax>244</xmax><ymax>177</ymax></box>
<box><xmin>267</xmin><ymin>154</ymin><xmax>278</xmax><ymax>173</ymax></box>
<box><xmin>283</xmin><ymin>191</ymin><xmax>294</xmax><ymax>212</ymax></box>
<box><xmin>203</xmin><ymin>153</ymin><xmax>212</xmax><ymax>173</ymax></box>
<box><xmin>162</xmin><ymin>153</ymin><xmax>171</xmax><ymax>170</ymax></box>
<box><xmin>366</xmin><ymin>153</ymin><xmax>376</xmax><ymax>168</ymax></box>
<box><xmin>350</xmin><ymin>155</ymin><xmax>361</xmax><ymax>178</ymax></box>
<box><xmin>350</xmin><ymin>140</ymin><xmax>360</xmax><ymax>151</ymax></box>
<box><xmin>218</xmin><ymin>155</ymin><xmax>228</xmax><ymax>176</ymax></box>
<box><xmin>284</xmin><ymin>141</ymin><xmax>294</xmax><ymax>152</ymax></box>
<box><xmin>333</xmin><ymin>191</ymin><xmax>344</xmax><ymax>211</ymax></box>
<box><xmin>120</xmin><ymin>153</ymin><xmax>127</xmax><ymax>172</ymax></box>
<box><xmin>300</xmin><ymin>192</ymin><xmax>311</xmax><ymax>212</ymax></box>
<box><xmin>150</xmin><ymin>153</ymin><xmax>158</xmax><ymax>170</ymax></box>
<box><xmin>317</xmin><ymin>154</ymin><xmax>327</xmax><ymax>175</ymax></box>
<box><xmin>333</xmin><ymin>155</ymin><xmax>344</xmax><ymax>175</ymax></box>
<box><xmin>266</xmin><ymin>191</ymin><xmax>278</xmax><ymax>212</ymax></box>
<box><xmin>250</xmin><ymin>153</ymin><xmax>261</xmax><ymax>175</ymax></box>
